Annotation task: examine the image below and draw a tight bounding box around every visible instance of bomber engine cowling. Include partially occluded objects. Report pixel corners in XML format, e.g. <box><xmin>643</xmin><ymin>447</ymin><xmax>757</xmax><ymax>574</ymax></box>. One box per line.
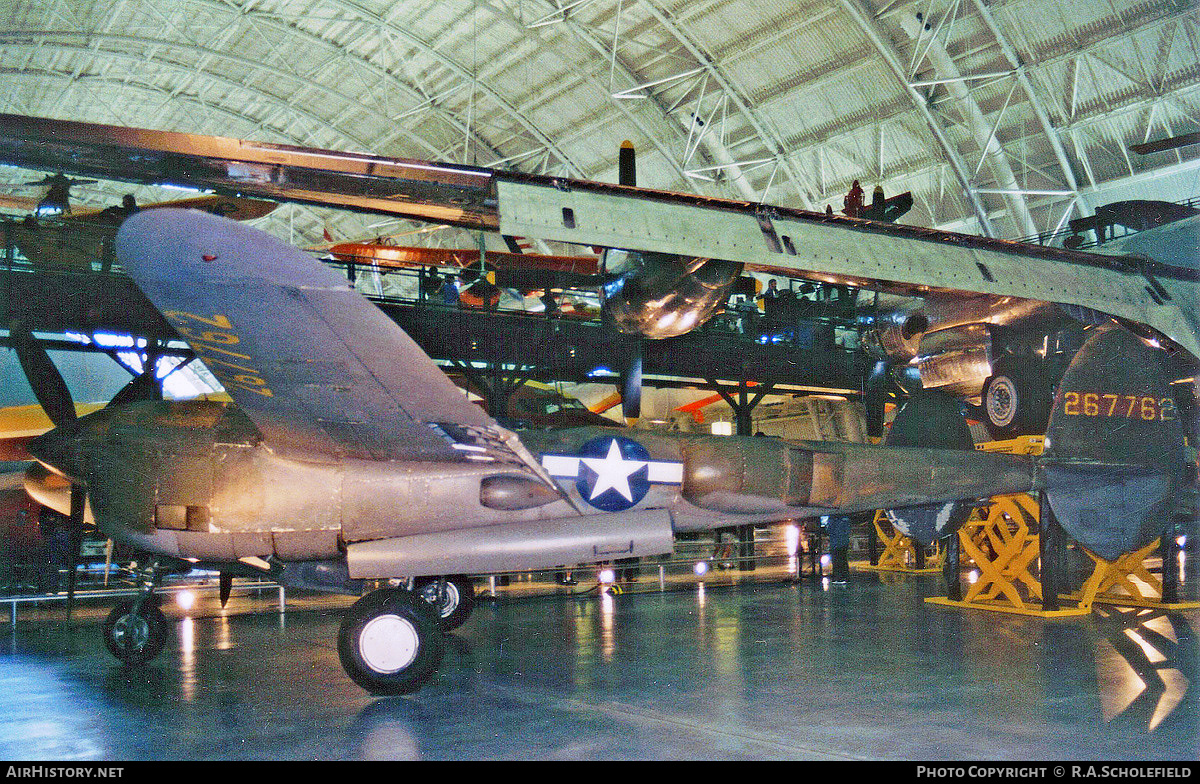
<box><xmin>860</xmin><ymin>294</ymin><xmax>1062</xmax><ymax>393</ymax></box>
<box><xmin>599</xmin><ymin>248</ymin><xmax>743</xmax><ymax>339</ymax></box>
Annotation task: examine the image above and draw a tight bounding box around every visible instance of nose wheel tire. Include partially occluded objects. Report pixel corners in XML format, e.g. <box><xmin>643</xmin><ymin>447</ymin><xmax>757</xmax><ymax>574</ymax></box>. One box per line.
<box><xmin>338</xmin><ymin>589</ymin><xmax>444</xmax><ymax>695</ymax></box>
<box><xmin>414</xmin><ymin>575</ymin><xmax>475</xmax><ymax>631</ymax></box>
<box><xmin>102</xmin><ymin>597</ymin><xmax>168</xmax><ymax>665</ymax></box>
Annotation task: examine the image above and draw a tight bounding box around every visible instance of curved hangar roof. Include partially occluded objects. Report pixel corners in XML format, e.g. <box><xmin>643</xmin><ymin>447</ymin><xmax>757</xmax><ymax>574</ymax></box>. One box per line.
<box><xmin>0</xmin><ymin>0</ymin><xmax>1197</xmax><ymax>247</ymax></box>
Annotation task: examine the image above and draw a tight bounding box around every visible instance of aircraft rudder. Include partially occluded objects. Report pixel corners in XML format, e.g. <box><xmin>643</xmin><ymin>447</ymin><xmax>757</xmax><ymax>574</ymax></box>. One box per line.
<box><xmin>1042</xmin><ymin>325</ymin><xmax>1189</xmax><ymax>560</ymax></box>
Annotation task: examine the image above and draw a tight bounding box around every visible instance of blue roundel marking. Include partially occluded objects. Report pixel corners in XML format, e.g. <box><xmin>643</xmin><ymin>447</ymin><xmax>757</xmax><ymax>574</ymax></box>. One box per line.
<box><xmin>575</xmin><ymin>435</ymin><xmax>652</xmax><ymax>512</ymax></box>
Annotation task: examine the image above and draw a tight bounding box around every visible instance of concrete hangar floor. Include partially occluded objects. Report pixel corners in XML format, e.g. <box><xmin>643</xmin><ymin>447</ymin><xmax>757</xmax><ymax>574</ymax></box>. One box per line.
<box><xmin>1</xmin><ymin>567</ymin><xmax>1196</xmax><ymax>761</ymax></box>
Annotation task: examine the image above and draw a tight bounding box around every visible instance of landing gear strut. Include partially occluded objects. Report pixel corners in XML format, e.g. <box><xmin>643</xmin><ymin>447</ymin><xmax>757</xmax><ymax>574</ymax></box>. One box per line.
<box><xmin>413</xmin><ymin>575</ymin><xmax>475</xmax><ymax>631</ymax></box>
<box><xmin>337</xmin><ymin>588</ymin><xmax>444</xmax><ymax>695</ymax></box>
<box><xmin>101</xmin><ymin>559</ymin><xmax>169</xmax><ymax>665</ymax></box>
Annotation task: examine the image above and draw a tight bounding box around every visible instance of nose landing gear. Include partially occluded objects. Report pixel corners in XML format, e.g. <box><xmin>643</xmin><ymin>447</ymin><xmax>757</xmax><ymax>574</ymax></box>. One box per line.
<box><xmin>101</xmin><ymin>559</ymin><xmax>170</xmax><ymax>665</ymax></box>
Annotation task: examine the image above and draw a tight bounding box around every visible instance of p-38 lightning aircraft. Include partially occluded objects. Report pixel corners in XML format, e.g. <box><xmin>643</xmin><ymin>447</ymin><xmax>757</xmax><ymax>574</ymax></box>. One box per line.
<box><xmin>16</xmin><ymin>209</ymin><xmax>1189</xmax><ymax>694</ymax></box>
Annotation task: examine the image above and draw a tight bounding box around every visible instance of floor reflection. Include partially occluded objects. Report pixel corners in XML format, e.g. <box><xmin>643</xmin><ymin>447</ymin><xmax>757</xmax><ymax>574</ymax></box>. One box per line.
<box><xmin>1094</xmin><ymin>606</ymin><xmax>1197</xmax><ymax>733</ymax></box>
<box><xmin>2</xmin><ymin>579</ymin><xmax>1197</xmax><ymax>759</ymax></box>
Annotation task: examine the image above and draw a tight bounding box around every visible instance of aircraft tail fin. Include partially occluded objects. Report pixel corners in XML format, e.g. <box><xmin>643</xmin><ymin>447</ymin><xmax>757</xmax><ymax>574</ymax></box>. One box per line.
<box><xmin>1041</xmin><ymin>326</ymin><xmax>1188</xmax><ymax>561</ymax></box>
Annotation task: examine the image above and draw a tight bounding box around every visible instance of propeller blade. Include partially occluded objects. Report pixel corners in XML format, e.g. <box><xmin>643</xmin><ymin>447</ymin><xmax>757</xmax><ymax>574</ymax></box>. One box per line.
<box><xmin>64</xmin><ymin>484</ymin><xmax>86</xmax><ymax>625</ymax></box>
<box><xmin>863</xmin><ymin>360</ymin><xmax>890</xmax><ymax>439</ymax></box>
<box><xmin>619</xmin><ymin>140</ymin><xmax>637</xmax><ymax>187</ymax></box>
<box><xmin>621</xmin><ymin>342</ymin><xmax>643</xmax><ymax>426</ymax></box>
<box><xmin>616</xmin><ymin>141</ymin><xmax>642</xmax><ymax>426</ymax></box>
<box><xmin>219</xmin><ymin>572</ymin><xmax>233</xmax><ymax>608</ymax></box>
<box><xmin>108</xmin><ymin>368</ymin><xmax>162</xmax><ymax>408</ymax></box>
<box><xmin>9</xmin><ymin>319</ymin><xmax>77</xmax><ymax>428</ymax></box>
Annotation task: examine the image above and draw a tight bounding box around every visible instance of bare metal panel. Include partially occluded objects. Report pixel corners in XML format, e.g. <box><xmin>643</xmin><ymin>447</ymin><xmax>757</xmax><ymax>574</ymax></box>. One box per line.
<box><xmin>0</xmin><ymin>114</ymin><xmax>497</xmax><ymax>229</ymax></box>
<box><xmin>345</xmin><ymin>509</ymin><xmax>674</xmax><ymax>578</ymax></box>
<box><xmin>340</xmin><ymin>459</ymin><xmax>573</xmax><ymax>542</ymax></box>
<box><xmin>496</xmin><ymin>178</ymin><xmax>1200</xmax><ymax>360</ymax></box>
<box><xmin>916</xmin><ymin>323</ymin><xmax>994</xmax><ymax>392</ymax></box>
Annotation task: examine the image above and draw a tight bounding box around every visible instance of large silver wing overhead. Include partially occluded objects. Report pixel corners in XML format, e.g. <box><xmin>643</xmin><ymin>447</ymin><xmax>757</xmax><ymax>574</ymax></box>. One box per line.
<box><xmin>5</xmin><ymin>113</ymin><xmax>1196</xmax><ymax>361</ymax></box>
<box><xmin>0</xmin><ymin>113</ymin><xmax>496</xmax><ymax>230</ymax></box>
<box><xmin>116</xmin><ymin>208</ymin><xmax>514</xmax><ymax>463</ymax></box>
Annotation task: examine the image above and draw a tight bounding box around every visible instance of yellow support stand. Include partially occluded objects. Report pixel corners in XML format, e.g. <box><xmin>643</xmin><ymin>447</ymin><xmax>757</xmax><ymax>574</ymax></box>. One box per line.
<box><xmin>858</xmin><ymin>510</ymin><xmax>943</xmax><ymax>573</ymax></box>
<box><xmin>926</xmin><ymin>492</ymin><xmax>1094</xmax><ymax>616</ymax></box>
<box><xmin>972</xmin><ymin>435</ymin><xmax>1045</xmax><ymax>455</ymax></box>
<box><xmin>1069</xmin><ymin>539</ymin><xmax>1200</xmax><ymax>611</ymax></box>
<box><xmin>925</xmin><ymin>436</ymin><xmax>1195</xmax><ymax>615</ymax></box>
<box><xmin>928</xmin><ymin>435</ymin><xmax>1093</xmax><ymax>615</ymax></box>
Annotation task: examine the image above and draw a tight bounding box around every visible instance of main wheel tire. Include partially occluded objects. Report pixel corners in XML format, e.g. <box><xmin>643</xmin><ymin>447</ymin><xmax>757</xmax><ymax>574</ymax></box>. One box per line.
<box><xmin>414</xmin><ymin>575</ymin><xmax>476</xmax><ymax>631</ymax></box>
<box><xmin>102</xmin><ymin>597</ymin><xmax>168</xmax><ymax>665</ymax></box>
<box><xmin>337</xmin><ymin>590</ymin><xmax>444</xmax><ymax>695</ymax></box>
<box><xmin>981</xmin><ymin>359</ymin><xmax>1052</xmax><ymax>439</ymax></box>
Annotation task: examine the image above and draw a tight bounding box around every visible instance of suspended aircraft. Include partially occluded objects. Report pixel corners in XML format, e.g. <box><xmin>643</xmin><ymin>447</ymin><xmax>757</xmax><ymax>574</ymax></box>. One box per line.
<box><xmin>14</xmin><ymin>208</ymin><xmax>1190</xmax><ymax>694</ymax></box>
<box><xmin>1</xmin><ymin>187</ymin><xmax>278</xmax><ymax>272</ymax></box>
<box><xmin>1</xmin><ymin>113</ymin><xmax>1195</xmax><ymax>433</ymax></box>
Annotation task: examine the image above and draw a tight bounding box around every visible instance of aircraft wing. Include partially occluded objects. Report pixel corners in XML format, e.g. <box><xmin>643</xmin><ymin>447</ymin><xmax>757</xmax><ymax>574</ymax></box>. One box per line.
<box><xmin>328</xmin><ymin>243</ymin><xmax>600</xmax><ymax>275</ymax></box>
<box><xmin>4</xmin><ymin>113</ymin><xmax>1197</xmax><ymax>360</ymax></box>
<box><xmin>116</xmin><ymin>208</ymin><xmax>498</xmax><ymax>462</ymax></box>
<box><xmin>0</xmin><ymin>194</ymin><xmax>39</xmax><ymax>214</ymax></box>
<box><xmin>493</xmin><ymin>179</ymin><xmax>1200</xmax><ymax>361</ymax></box>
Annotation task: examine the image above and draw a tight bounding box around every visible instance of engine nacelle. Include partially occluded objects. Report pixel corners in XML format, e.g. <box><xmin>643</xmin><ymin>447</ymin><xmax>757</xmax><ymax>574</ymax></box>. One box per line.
<box><xmin>860</xmin><ymin>294</ymin><xmax>1062</xmax><ymax>395</ymax></box>
<box><xmin>914</xmin><ymin>323</ymin><xmax>995</xmax><ymax>395</ymax></box>
<box><xmin>599</xmin><ymin>249</ymin><xmax>742</xmax><ymax>339</ymax></box>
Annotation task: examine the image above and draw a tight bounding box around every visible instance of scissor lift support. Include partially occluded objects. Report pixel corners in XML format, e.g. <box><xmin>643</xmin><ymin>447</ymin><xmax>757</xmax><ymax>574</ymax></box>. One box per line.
<box><xmin>926</xmin><ymin>437</ymin><xmax>1198</xmax><ymax>616</ymax></box>
<box><xmin>860</xmin><ymin>510</ymin><xmax>943</xmax><ymax>574</ymax></box>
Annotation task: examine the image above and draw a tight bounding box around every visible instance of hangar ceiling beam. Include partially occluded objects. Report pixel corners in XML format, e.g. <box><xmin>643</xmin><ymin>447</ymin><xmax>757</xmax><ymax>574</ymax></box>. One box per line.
<box><xmin>517</xmin><ymin>0</ymin><xmax>819</xmax><ymax>206</ymax></box>
<box><xmin>968</xmin><ymin>0</ymin><xmax>1086</xmax><ymax>216</ymax></box>
<box><xmin>630</xmin><ymin>0</ymin><xmax>822</xmax><ymax>208</ymax></box>
<box><xmin>318</xmin><ymin>0</ymin><xmax>584</xmax><ymax>177</ymax></box>
<box><xmin>895</xmin><ymin>9</ymin><xmax>1037</xmax><ymax>237</ymax></box>
<box><xmin>836</xmin><ymin>0</ymin><xmax>996</xmax><ymax>235</ymax></box>
<box><xmin>0</xmin><ymin>30</ymin><xmax>469</xmax><ymax>161</ymax></box>
<box><xmin>480</xmin><ymin>0</ymin><xmax>710</xmax><ymax>187</ymax></box>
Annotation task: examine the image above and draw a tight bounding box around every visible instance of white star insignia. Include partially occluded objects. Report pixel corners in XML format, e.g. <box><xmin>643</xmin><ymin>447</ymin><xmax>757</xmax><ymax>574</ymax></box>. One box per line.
<box><xmin>579</xmin><ymin>439</ymin><xmax>647</xmax><ymax>502</ymax></box>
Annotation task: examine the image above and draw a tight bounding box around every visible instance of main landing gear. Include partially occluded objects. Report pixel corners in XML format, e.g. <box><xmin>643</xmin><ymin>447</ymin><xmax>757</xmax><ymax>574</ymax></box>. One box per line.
<box><xmin>101</xmin><ymin>559</ymin><xmax>170</xmax><ymax>665</ymax></box>
<box><xmin>96</xmin><ymin>560</ymin><xmax>476</xmax><ymax>695</ymax></box>
<box><xmin>336</xmin><ymin>576</ymin><xmax>475</xmax><ymax>694</ymax></box>
<box><xmin>414</xmin><ymin>575</ymin><xmax>475</xmax><ymax>631</ymax></box>
<box><xmin>981</xmin><ymin>357</ymin><xmax>1053</xmax><ymax>439</ymax></box>
<box><xmin>337</xmin><ymin>588</ymin><xmax>445</xmax><ymax>695</ymax></box>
